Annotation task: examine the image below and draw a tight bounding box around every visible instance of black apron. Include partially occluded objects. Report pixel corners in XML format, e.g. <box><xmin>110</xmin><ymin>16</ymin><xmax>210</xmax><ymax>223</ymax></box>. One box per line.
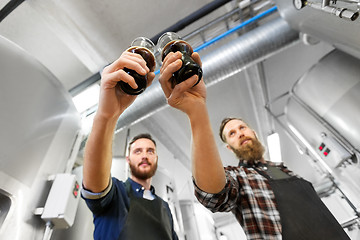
<box><xmin>255</xmin><ymin>166</ymin><xmax>350</xmax><ymax>240</ymax></box>
<box><xmin>118</xmin><ymin>181</ymin><xmax>173</xmax><ymax>240</ymax></box>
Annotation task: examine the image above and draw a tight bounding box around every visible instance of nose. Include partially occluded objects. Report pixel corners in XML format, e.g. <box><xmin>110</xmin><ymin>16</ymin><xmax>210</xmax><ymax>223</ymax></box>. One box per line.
<box><xmin>140</xmin><ymin>152</ymin><xmax>150</xmax><ymax>160</ymax></box>
<box><xmin>237</xmin><ymin>130</ymin><xmax>244</xmax><ymax>138</ymax></box>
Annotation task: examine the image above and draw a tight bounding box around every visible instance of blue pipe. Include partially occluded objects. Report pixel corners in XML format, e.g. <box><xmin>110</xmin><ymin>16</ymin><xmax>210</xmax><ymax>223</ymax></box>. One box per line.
<box><xmin>154</xmin><ymin>5</ymin><xmax>278</xmax><ymax>75</ymax></box>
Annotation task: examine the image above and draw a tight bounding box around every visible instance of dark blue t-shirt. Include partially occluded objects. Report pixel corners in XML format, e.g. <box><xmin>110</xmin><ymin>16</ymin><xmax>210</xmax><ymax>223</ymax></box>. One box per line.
<box><xmin>82</xmin><ymin>177</ymin><xmax>178</xmax><ymax>240</ymax></box>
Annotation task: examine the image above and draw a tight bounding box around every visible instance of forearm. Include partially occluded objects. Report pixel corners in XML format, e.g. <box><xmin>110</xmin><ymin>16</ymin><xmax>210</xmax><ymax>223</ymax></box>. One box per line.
<box><xmin>83</xmin><ymin>113</ymin><xmax>118</xmax><ymax>192</ymax></box>
<box><xmin>81</xmin><ymin>50</ymin><xmax>153</xmax><ymax>192</ymax></box>
<box><xmin>188</xmin><ymin>103</ymin><xmax>226</xmax><ymax>193</ymax></box>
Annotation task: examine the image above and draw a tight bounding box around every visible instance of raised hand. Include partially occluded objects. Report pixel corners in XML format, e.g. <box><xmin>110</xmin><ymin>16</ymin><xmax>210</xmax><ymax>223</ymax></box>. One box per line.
<box><xmin>159</xmin><ymin>51</ymin><xmax>206</xmax><ymax>115</ymax></box>
<box><xmin>97</xmin><ymin>51</ymin><xmax>155</xmax><ymax>120</ymax></box>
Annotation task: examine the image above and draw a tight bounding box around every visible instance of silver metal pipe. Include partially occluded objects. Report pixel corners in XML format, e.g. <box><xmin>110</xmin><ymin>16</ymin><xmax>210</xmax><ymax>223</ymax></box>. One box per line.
<box><xmin>114</xmin><ymin>17</ymin><xmax>299</xmax><ymax>132</ymax></box>
<box><xmin>341</xmin><ymin>216</ymin><xmax>360</xmax><ymax>229</ymax></box>
<box><xmin>339</xmin><ymin>8</ymin><xmax>359</xmax><ymax>20</ymax></box>
<box><xmin>307</xmin><ymin>2</ymin><xmax>359</xmax><ymax>21</ymax></box>
<box><xmin>183</xmin><ymin>7</ymin><xmax>242</xmax><ymax>41</ymax></box>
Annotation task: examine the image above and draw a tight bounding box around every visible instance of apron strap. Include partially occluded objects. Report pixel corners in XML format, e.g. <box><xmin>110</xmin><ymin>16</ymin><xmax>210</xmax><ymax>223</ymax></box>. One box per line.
<box><xmin>125</xmin><ymin>180</ymin><xmax>132</xmax><ymax>195</ymax></box>
<box><xmin>124</xmin><ymin>180</ymin><xmax>132</xmax><ymax>212</ymax></box>
<box><xmin>253</xmin><ymin>165</ymin><xmax>291</xmax><ymax>180</ymax></box>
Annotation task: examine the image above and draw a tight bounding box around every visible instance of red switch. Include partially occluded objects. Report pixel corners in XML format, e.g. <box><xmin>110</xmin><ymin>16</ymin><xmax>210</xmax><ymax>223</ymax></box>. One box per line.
<box><xmin>319</xmin><ymin>143</ymin><xmax>325</xmax><ymax>151</ymax></box>
<box><xmin>324</xmin><ymin>148</ymin><xmax>330</xmax><ymax>156</ymax></box>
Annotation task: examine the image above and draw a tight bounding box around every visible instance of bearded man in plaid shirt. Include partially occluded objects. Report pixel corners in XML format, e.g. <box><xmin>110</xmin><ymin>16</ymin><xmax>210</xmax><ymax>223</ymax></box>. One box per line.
<box><xmin>158</xmin><ymin>51</ymin><xmax>350</xmax><ymax>240</ymax></box>
<box><xmin>193</xmin><ymin>117</ymin><xmax>350</xmax><ymax>240</ymax></box>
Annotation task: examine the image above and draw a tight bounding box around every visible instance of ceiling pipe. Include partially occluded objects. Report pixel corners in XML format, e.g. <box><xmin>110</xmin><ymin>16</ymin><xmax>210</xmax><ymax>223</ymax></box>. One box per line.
<box><xmin>114</xmin><ymin>17</ymin><xmax>299</xmax><ymax>133</ymax></box>
<box><xmin>0</xmin><ymin>0</ymin><xmax>25</xmax><ymax>22</ymax></box>
<box><xmin>150</xmin><ymin>0</ymin><xmax>233</xmax><ymax>44</ymax></box>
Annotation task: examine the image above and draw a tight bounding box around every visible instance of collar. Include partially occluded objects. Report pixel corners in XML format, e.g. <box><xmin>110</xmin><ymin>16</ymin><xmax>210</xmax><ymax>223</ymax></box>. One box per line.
<box><xmin>126</xmin><ymin>178</ymin><xmax>156</xmax><ymax>195</ymax></box>
<box><xmin>238</xmin><ymin>160</ymin><xmax>267</xmax><ymax>169</ymax></box>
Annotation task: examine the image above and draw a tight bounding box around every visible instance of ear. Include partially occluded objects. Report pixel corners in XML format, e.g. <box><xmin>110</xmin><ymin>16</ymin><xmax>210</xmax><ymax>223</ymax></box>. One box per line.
<box><xmin>253</xmin><ymin>130</ymin><xmax>258</xmax><ymax>139</ymax></box>
<box><xmin>126</xmin><ymin>156</ymin><xmax>130</xmax><ymax>164</ymax></box>
<box><xmin>226</xmin><ymin>144</ymin><xmax>233</xmax><ymax>152</ymax></box>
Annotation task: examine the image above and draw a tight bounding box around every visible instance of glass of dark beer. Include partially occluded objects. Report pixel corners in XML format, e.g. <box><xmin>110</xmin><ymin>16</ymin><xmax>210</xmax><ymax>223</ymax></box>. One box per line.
<box><xmin>117</xmin><ymin>37</ymin><xmax>156</xmax><ymax>95</ymax></box>
<box><xmin>157</xmin><ymin>32</ymin><xmax>202</xmax><ymax>87</ymax></box>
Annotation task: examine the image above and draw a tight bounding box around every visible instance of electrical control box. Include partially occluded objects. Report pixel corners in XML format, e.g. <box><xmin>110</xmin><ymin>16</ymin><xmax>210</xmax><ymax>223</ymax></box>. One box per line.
<box><xmin>317</xmin><ymin>134</ymin><xmax>353</xmax><ymax>168</ymax></box>
<box><xmin>41</xmin><ymin>173</ymin><xmax>81</xmax><ymax>229</ymax></box>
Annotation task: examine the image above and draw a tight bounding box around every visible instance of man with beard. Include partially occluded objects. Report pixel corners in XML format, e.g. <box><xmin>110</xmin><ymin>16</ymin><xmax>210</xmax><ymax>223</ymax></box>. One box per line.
<box><xmin>81</xmin><ymin>50</ymin><xmax>178</xmax><ymax>240</ymax></box>
<box><xmin>158</xmin><ymin>51</ymin><xmax>349</xmax><ymax>240</ymax></box>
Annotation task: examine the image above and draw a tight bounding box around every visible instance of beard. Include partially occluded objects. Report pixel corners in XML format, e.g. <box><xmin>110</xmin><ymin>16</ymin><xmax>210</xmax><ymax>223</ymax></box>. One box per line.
<box><xmin>230</xmin><ymin>137</ymin><xmax>265</xmax><ymax>166</ymax></box>
<box><xmin>129</xmin><ymin>159</ymin><xmax>158</xmax><ymax>180</ymax></box>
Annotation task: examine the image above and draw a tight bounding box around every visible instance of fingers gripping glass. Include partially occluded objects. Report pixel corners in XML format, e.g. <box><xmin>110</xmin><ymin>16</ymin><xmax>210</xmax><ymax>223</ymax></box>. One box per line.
<box><xmin>118</xmin><ymin>37</ymin><xmax>156</xmax><ymax>95</ymax></box>
<box><xmin>157</xmin><ymin>32</ymin><xmax>202</xmax><ymax>87</ymax></box>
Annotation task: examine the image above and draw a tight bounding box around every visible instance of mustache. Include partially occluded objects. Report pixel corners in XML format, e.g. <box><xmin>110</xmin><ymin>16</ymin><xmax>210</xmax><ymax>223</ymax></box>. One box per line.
<box><xmin>239</xmin><ymin>136</ymin><xmax>253</xmax><ymax>145</ymax></box>
<box><xmin>138</xmin><ymin>159</ymin><xmax>151</xmax><ymax>166</ymax></box>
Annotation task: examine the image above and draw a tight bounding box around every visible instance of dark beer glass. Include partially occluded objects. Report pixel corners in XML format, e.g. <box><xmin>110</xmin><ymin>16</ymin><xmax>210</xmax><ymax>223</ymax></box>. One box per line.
<box><xmin>157</xmin><ymin>32</ymin><xmax>202</xmax><ymax>87</ymax></box>
<box><xmin>118</xmin><ymin>37</ymin><xmax>156</xmax><ymax>95</ymax></box>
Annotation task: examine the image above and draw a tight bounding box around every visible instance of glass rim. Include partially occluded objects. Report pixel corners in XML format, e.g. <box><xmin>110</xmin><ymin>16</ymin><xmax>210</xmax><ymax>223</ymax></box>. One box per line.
<box><xmin>157</xmin><ymin>32</ymin><xmax>182</xmax><ymax>51</ymax></box>
<box><xmin>130</xmin><ymin>37</ymin><xmax>156</xmax><ymax>52</ymax></box>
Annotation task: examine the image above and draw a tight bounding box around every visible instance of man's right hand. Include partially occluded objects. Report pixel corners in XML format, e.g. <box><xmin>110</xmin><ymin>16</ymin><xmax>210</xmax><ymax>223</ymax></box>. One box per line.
<box><xmin>97</xmin><ymin>51</ymin><xmax>156</xmax><ymax>120</ymax></box>
<box><xmin>159</xmin><ymin>51</ymin><xmax>206</xmax><ymax>117</ymax></box>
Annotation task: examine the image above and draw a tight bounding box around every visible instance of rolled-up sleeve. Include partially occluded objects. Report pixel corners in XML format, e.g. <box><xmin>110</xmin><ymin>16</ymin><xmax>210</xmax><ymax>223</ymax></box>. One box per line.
<box><xmin>81</xmin><ymin>178</ymin><xmax>117</xmax><ymax>215</ymax></box>
<box><xmin>81</xmin><ymin>178</ymin><xmax>113</xmax><ymax>199</ymax></box>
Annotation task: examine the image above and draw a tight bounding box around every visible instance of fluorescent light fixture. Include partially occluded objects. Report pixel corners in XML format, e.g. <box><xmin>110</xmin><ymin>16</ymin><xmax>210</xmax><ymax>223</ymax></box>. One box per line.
<box><xmin>267</xmin><ymin>132</ymin><xmax>282</xmax><ymax>162</ymax></box>
<box><xmin>72</xmin><ymin>84</ymin><xmax>100</xmax><ymax>113</ymax></box>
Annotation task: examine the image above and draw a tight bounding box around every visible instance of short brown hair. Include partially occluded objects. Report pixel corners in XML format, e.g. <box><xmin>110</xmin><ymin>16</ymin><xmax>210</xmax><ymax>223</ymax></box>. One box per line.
<box><xmin>128</xmin><ymin>133</ymin><xmax>156</xmax><ymax>153</ymax></box>
<box><xmin>219</xmin><ymin>117</ymin><xmax>247</xmax><ymax>143</ymax></box>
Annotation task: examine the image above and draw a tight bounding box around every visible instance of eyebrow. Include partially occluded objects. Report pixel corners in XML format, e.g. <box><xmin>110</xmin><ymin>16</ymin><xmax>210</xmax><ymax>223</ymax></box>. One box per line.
<box><xmin>132</xmin><ymin>147</ymin><xmax>156</xmax><ymax>151</ymax></box>
<box><xmin>228</xmin><ymin>129</ymin><xmax>235</xmax><ymax>134</ymax></box>
<box><xmin>227</xmin><ymin>123</ymin><xmax>246</xmax><ymax>133</ymax></box>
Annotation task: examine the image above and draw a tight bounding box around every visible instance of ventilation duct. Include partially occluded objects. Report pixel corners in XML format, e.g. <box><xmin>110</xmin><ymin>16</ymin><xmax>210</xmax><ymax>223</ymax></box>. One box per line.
<box><xmin>115</xmin><ymin>17</ymin><xmax>299</xmax><ymax>132</ymax></box>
